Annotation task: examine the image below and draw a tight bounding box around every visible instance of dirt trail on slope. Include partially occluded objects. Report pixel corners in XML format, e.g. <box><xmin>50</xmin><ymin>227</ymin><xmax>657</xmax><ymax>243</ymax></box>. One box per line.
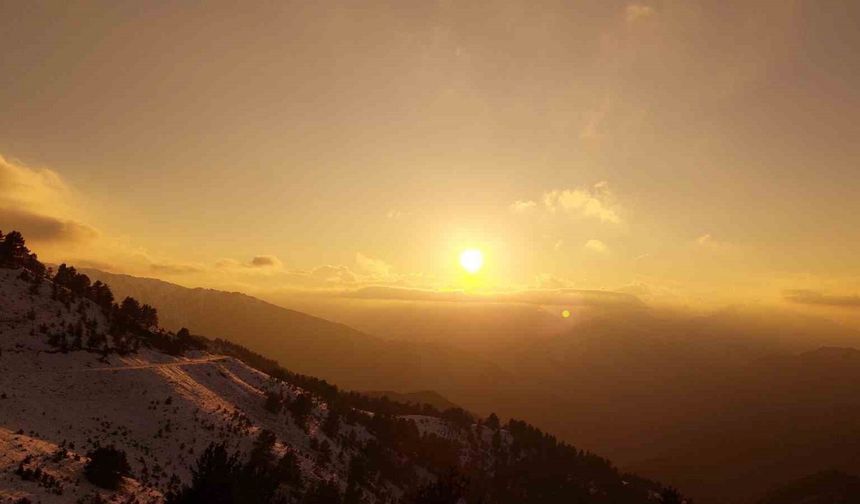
<box><xmin>84</xmin><ymin>355</ymin><xmax>227</xmax><ymax>372</ymax></box>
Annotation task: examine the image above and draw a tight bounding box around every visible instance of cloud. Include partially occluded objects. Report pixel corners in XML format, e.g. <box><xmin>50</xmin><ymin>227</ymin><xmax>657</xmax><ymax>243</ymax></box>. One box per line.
<box><xmin>0</xmin><ymin>155</ymin><xmax>70</xmax><ymax>210</ymax></box>
<box><xmin>215</xmin><ymin>258</ymin><xmax>243</xmax><ymax>270</ymax></box>
<box><xmin>616</xmin><ymin>282</ymin><xmax>652</xmax><ymax>297</ymax></box>
<box><xmin>584</xmin><ymin>239</ymin><xmax>608</xmax><ymax>253</ymax></box>
<box><xmin>509</xmin><ymin>200</ymin><xmax>538</xmax><ymax>213</ymax></box>
<box><xmin>695</xmin><ymin>233</ymin><xmax>736</xmax><ymax>252</ymax></box>
<box><xmin>310</xmin><ymin>265</ymin><xmax>358</xmax><ymax>284</ymax></box>
<box><xmin>0</xmin><ymin>208</ymin><xmax>99</xmax><ymax>244</ymax></box>
<box><xmin>69</xmin><ymin>258</ymin><xmax>119</xmax><ymax>272</ymax></box>
<box><xmin>511</xmin><ymin>183</ymin><xmax>622</xmax><ymax>224</ymax></box>
<box><xmin>216</xmin><ymin>255</ymin><xmax>283</xmax><ymax>270</ymax></box>
<box><xmin>541</xmin><ymin>182</ymin><xmax>622</xmax><ymax>223</ymax></box>
<box><xmin>535</xmin><ymin>273</ymin><xmax>575</xmax><ymax>289</ymax></box>
<box><xmin>625</xmin><ymin>4</ymin><xmax>655</xmax><ymax>24</ymax></box>
<box><xmin>784</xmin><ymin>290</ymin><xmax>860</xmax><ymax>308</ymax></box>
<box><xmin>386</xmin><ymin>210</ymin><xmax>409</xmax><ymax>219</ymax></box>
<box><xmin>150</xmin><ymin>262</ymin><xmax>203</xmax><ymax>275</ymax></box>
<box><xmin>251</xmin><ymin>255</ymin><xmax>283</xmax><ymax>268</ymax></box>
<box><xmin>0</xmin><ymin>154</ymin><xmax>99</xmax><ymax>245</ymax></box>
<box><xmin>355</xmin><ymin>252</ymin><xmax>391</xmax><ymax>277</ymax></box>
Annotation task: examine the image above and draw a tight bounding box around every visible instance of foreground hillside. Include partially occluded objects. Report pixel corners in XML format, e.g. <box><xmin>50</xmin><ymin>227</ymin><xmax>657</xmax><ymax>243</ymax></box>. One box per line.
<box><xmin>0</xmin><ymin>230</ymin><xmax>683</xmax><ymax>503</ymax></box>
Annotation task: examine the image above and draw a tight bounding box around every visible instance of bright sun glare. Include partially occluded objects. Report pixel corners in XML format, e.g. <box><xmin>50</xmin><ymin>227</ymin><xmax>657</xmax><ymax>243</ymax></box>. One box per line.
<box><xmin>459</xmin><ymin>249</ymin><xmax>484</xmax><ymax>274</ymax></box>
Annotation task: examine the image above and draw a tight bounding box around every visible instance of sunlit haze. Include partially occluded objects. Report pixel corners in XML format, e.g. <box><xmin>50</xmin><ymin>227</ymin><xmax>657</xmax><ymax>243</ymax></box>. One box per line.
<box><xmin>2</xmin><ymin>2</ymin><xmax>860</xmax><ymax>317</ymax></box>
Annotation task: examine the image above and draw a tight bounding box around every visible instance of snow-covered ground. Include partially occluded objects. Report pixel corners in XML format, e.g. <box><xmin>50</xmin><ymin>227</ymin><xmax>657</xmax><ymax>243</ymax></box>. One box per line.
<box><xmin>0</xmin><ymin>268</ymin><xmax>374</xmax><ymax>503</ymax></box>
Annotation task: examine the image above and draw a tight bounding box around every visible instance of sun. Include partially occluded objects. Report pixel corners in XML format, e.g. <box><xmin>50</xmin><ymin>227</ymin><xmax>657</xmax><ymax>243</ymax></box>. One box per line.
<box><xmin>459</xmin><ymin>248</ymin><xmax>484</xmax><ymax>274</ymax></box>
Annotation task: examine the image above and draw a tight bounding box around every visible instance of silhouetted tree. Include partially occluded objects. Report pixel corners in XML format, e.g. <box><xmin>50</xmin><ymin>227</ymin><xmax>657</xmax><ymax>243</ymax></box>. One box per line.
<box><xmin>413</xmin><ymin>471</ymin><xmax>469</xmax><ymax>504</ymax></box>
<box><xmin>249</xmin><ymin>429</ymin><xmax>277</xmax><ymax>469</ymax></box>
<box><xmin>119</xmin><ymin>297</ymin><xmax>142</xmax><ymax>323</ymax></box>
<box><xmin>84</xmin><ymin>446</ymin><xmax>131</xmax><ymax>490</ymax></box>
<box><xmin>139</xmin><ymin>303</ymin><xmax>158</xmax><ymax>328</ymax></box>
<box><xmin>657</xmin><ymin>487</ymin><xmax>687</xmax><ymax>504</ymax></box>
<box><xmin>302</xmin><ymin>480</ymin><xmax>341</xmax><ymax>504</ymax></box>
<box><xmin>344</xmin><ymin>455</ymin><xmax>369</xmax><ymax>504</ymax></box>
<box><xmin>0</xmin><ymin>231</ymin><xmax>27</xmax><ymax>266</ymax></box>
<box><xmin>322</xmin><ymin>407</ymin><xmax>340</xmax><ymax>438</ymax></box>
<box><xmin>169</xmin><ymin>443</ymin><xmax>242</xmax><ymax>504</ymax></box>
<box><xmin>89</xmin><ymin>281</ymin><xmax>114</xmax><ymax>309</ymax></box>
<box><xmin>275</xmin><ymin>450</ymin><xmax>304</xmax><ymax>490</ymax></box>
<box><xmin>289</xmin><ymin>393</ymin><xmax>314</xmax><ymax>429</ymax></box>
<box><xmin>265</xmin><ymin>391</ymin><xmax>283</xmax><ymax>414</ymax></box>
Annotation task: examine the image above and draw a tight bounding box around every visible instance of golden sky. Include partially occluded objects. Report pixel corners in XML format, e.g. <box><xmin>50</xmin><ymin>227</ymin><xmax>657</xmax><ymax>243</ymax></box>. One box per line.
<box><xmin>2</xmin><ymin>1</ymin><xmax>860</xmax><ymax>315</ymax></box>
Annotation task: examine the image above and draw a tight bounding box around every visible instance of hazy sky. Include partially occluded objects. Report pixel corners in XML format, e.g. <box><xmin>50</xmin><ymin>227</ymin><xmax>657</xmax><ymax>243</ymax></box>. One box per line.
<box><xmin>2</xmin><ymin>0</ymin><xmax>860</xmax><ymax>311</ymax></box>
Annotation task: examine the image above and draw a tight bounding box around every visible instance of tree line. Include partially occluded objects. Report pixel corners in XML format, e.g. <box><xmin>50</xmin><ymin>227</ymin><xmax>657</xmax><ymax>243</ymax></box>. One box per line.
<box><xmin>1</xmin><ymin>229</ymin><xmax>200</xmax><ymax>355</ymax></box>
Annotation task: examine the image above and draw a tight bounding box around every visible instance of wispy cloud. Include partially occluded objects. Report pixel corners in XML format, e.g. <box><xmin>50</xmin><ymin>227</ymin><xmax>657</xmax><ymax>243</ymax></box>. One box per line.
<box><xmin>784</xmin><ymin>290</ymin><xmax>860</xmax><ymax>308</ymax></box>
<box><xmin>217</xmin><ymin>255</ymin><xmax>284</xmax><ymax>271</ymax></box>
<box><xmin>150</xmin><ymin>262</ymin><xmax>204</xmax><ymax>275</ymax></box>
<box><xmin>386</xmin><ymin>210</ymin><xmax>409</xmax><ymax>219</ymax></box>
<box><xmin>509</xmin><ymin>200</ymin><xmax>538</xmax><ymax>214</ymax></box>
<box><xmin>356</xmin><ymin>252</ymin><xmax>391</xmax><ymax>277</ymax></box>
<box><xmin>309</xmin><ymin>265</ymin><xmax>358</xmax><ymax>284</ymax></box>
<box><xmin>625</xmin><ymin>4</ymin><xmax>655</xmax><ymax>24</ymax></box>
<box><xmin>535</xmin><ymin>273</ymin><xmax>575</xmax><ymax>289</ymax></box>
<box><xmin>584</xmin><ymin>239</ymin><xmax>609</xmax><ymax>253</ymax></box>
<box><xmin>695</xmin><ymin>233</ymin><xmax>736</xmax><ymax>252</ymax></box>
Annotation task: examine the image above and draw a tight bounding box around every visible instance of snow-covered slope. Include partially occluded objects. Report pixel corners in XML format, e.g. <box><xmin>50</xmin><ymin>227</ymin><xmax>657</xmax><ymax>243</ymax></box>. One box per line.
<box><xmin>0</xmin><ymin>268</ymin><xmax>380</xmax><ymax>502</ymax></box>
<box><xmin>0</xmin><ymin>426</ymin><xmax>163</xmax><ymax>504</ymax></box>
